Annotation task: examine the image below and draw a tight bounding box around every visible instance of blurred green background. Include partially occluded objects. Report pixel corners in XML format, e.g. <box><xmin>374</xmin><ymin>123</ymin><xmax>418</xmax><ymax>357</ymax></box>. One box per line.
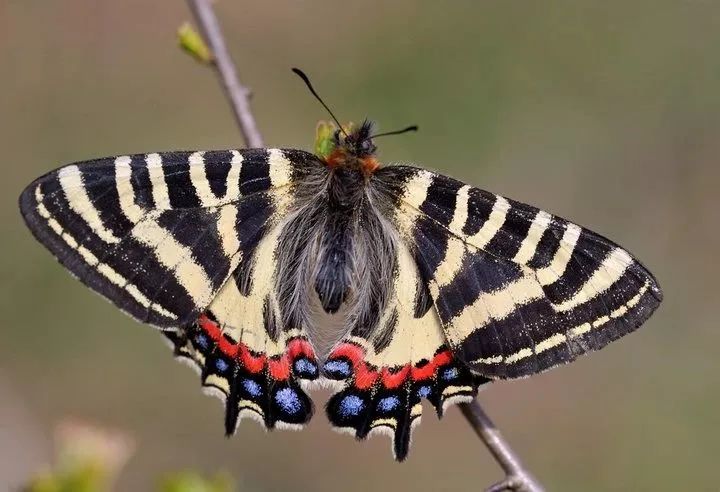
<box><xmin>2</xmin><ymin>1</ymin><xmax>719</xmax><ymax>490</ymax></box>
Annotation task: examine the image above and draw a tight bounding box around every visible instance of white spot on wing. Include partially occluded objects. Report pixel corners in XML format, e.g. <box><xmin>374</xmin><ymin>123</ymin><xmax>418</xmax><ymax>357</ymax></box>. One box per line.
<box><xmin>434</xmin><ymin>236</ymin><xmax>466</xmax><ymax>288</ymax></box>
<box><xmin>402</xmin><ymin>170</ymin><xmax>434</xmax><ymax>209</ymax></box>
<box><xmin>225</xmin><ymin>150</ymin><xmax>243</xmax><ymax>200</ymax></box>
<box><xmin>394</xmin><ymin>170</ymin><xmax>434</xmax><ymax>238</ymax></box>
<box><xmin>216</xmin><ymin>205</ymin><xmax>241</xmax><ymax>259</ymax></box>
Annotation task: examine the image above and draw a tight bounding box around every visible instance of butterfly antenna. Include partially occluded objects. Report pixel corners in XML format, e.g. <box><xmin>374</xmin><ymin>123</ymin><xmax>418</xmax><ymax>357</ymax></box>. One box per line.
<box><xmin>368</xmin><ymin>125</ymin><xmax>419</xmax><ymax>140</ymax></box>
<box><xmin>292</xmin><ymin>68</ymin><xmax>347</xmax><ymax>137</ymax></box>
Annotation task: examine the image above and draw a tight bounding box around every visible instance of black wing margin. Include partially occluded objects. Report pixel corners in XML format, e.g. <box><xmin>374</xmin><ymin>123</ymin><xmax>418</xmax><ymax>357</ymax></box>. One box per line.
<box><xmin>376</xmin><ymin>166</ymin><xmax>662</xmax><ymax>379</ymax></box>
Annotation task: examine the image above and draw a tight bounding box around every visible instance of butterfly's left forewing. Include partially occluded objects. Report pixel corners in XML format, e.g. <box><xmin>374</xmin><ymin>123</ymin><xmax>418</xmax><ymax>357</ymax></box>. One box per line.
<box><xmin>21</xmin><ymin>148</ymin><xmax>323</xmax><ymax>430</ymax></box>
<box><xmin>378</xmin><ymin>166</ymin><xmax>662</xmax><ymax>380</ymax></box>
<box><xmin>20</xmin><ymin>148</ymin><xmax>316</xmax><ymax>327</ymax></box>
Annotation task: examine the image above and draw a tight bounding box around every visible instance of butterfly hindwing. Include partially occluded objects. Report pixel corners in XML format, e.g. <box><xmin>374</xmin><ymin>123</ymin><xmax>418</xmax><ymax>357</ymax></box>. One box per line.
<box><xmin>324</xmin><ymin>238</ymin><xmax>487</xmax><ymax>460</ymax></box>
<box><xmin>163</xmin><ymin>222</ymin><xmax>319</xmax><ymax>431</ymax></box>
<box><xmin>378</xmin><ymin>166</ymin><xmax>662</xmax><ymax>379</ymax></box>
<box><xmin>19</xmin><ymin>148</ymin><xmax>319</xmax><ymax>327</ymax></box>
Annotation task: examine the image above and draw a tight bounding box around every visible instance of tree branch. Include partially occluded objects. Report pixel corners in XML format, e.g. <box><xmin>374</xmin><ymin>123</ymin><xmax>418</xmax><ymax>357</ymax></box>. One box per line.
<box><xmin>185</xmin><ymin>0</ymin><xmax>263</xmax><ymax>148</ymax></box>
<box><xmin>184</xmin><ymin>2</ymin><xmax>544</xmax><ymax>491</ymax></box>
<box><xmin>460</xmin><ymin>400</ymin><xmax>544</xmax><ymax>491</ymax></box>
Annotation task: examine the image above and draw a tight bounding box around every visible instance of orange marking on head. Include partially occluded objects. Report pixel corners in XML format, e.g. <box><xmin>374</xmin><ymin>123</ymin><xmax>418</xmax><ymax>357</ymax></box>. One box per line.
<box><xmin>360</xmin><ymin>157</ymin><xmax>380</xmax><ymax>175</ymax></box>
<box><xmin>325</xmin><ymin>148</ymin><xmax>346</xmax><ymax>168</ymax></box>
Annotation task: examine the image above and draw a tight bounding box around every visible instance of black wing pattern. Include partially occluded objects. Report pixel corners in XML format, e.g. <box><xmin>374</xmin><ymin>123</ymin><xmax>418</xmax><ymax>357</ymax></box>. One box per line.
<box><xmin>20</xmin><ymin>148</ymin><xmax>323</xmax><ymax>429</ymax></box>
<box><xmin>20</xmin><ymin>144</ymin><xmax>663</xmax><ymax>458</ymax></box>
<box><xmin>377</xmin><ymin>166</ymin><xmax>662</xmax><ymax>380</ymax></box>
<box><xmin>323</xmin><ymin>239</ymin><xmax>486</xmax><ymax>460</ymax></box>
<box><xmin>162</xmin><ymin>220</ymin><xmax>320</xmax><ymax>432</ymax></box>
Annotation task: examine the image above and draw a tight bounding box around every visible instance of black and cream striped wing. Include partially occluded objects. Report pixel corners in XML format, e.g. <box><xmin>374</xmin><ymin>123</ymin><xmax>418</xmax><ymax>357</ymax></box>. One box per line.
<box><xmin>162</xmin><ymin>220</ymin><xmax>320</xmax><ymax>433</ymax></box>
<box><xmin>19</xmin><ymin>148</ymin><xmax>319</xmax><ymax>328</ymax></box>
<box><xmin>379</xmin><ymin>166</ymin><xmax>662</xmax><ymax>380</ymax></box>
<box><xmin>323</xmin><ymin>240</ymin><xmax>486</xmax><ymax>460</ymax></box>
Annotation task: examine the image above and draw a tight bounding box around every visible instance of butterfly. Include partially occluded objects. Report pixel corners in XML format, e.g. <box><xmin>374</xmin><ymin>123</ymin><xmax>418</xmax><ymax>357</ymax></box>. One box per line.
<box><xmin>18</xmin><ymin>69</ymin><xmax>662</xmax><ymax>461</ymax></box>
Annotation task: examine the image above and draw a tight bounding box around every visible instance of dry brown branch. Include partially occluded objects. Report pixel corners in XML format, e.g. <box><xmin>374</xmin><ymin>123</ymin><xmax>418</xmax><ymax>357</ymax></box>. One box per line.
<box><xmin>185</xmin><ymin>0</ymin><xmax>263</xmax><ymax>148</ymax></box>
<box><xmin>460</xmin><ymin>399</ymin><xmax>544</xmax><ymax>491</ymax></box>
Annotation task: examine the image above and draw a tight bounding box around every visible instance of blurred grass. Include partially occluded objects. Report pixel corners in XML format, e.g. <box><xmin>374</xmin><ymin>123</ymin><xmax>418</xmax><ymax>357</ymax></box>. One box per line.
<box><xmin>22</xmin><ymin>420</ymin><xmax>235</xmax><ymax>492</ymax></box>
<box><xmin>1</xmin><ymin>1</ymin><xmax>719</xmax><ymax>490</ymax></box>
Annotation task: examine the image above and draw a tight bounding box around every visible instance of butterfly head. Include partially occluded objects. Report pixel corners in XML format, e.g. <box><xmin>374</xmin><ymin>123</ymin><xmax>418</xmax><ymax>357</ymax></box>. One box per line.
<box><xmin>294</xmin><ymin>68</ymin><xmax>417</xmax><ymax>176</ymax></box>
<box><xmin>323</xmin><ymin>120</ymin><xmax>380</xmax><ymax>175</ymax></box>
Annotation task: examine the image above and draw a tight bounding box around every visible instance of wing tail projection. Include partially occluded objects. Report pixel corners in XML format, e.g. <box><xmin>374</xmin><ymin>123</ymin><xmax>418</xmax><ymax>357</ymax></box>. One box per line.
<box><xmin>323</xmin><ymin>240</ymin><xmax>486</xmax><ymax>460</ymax></box>
<box><xmin>165</xmin><ymin>223</ymin><xmax>320</xmax><ymax>431</ymax></box>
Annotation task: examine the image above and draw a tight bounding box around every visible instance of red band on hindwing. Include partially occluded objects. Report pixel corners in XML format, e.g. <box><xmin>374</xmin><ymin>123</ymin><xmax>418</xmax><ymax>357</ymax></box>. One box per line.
<box><xmin>268</xmin><ymin>355</ymin><xmax>291</xmax><ymax>380</ymax></box>
<box><xmin>381</xmin><ymin>366</ymin><xmax>410</xmax><ymax>389</ymax></box>
<box><xmin>197</xmin><ymin>314</ymin><xmax>316</xmax><ymax>380</ymax></box>
<box><xmin>326</xmin><ymin>343</ymin><xmax>458</xmax><ymax>388</ymax></box>
<box><xmin>287</xmin><ymin>338</ymin><xmax>316</xmax><ymax>360</ymax></box>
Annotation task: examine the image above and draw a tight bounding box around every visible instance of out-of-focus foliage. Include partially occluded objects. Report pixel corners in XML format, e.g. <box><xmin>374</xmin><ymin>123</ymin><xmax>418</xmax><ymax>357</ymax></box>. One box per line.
<box><xmin>22</xmin><ymin>421</ymin><xmax>235</xmax><ymax>492</ymax></box>
<box><xmin>314</xmin><ymin>120</ymin><xmax>337</xmax><ymax>159</ymax></box>
<box><xmin>22</xmin><ymin>421</ymin><xmax>133</xmax><ymax>492</ymax></box>
<box><xmin>159</xmin><ymin>471</ymin><xmax>235</xmax><ymax>492</ymax></box>
<box><xmin>177</xmin><ymin>23</ymin><xmax>214</xmax><ymax>65</ymax></box>
<box><xmin>314</xmin><ymin>121</ymin><xmax>358</xmax><ymax>158</ymax></box>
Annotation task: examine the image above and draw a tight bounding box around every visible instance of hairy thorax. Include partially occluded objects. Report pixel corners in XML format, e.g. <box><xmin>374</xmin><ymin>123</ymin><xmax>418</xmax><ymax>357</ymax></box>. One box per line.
<box><xmin>275</xmin><ymin>164</ymin><xmax>398</xmax><ymax>356</ymax></box>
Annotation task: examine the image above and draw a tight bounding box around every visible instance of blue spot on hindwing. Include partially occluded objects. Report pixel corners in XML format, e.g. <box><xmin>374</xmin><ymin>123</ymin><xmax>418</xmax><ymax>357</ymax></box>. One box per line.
<box><xmin>442</xmin><ymin>367</ymin><xmax>459</xmax><ymax>381</ymax></box>
<box><xmin>377</xmin><ymin>396</ymin><xmax>400</xmax><ymax>412</ymax></box>
<box><xmin>324</xmin><ymin>359</ymin><xmax>352</xmax><ymax>378</ymax></box>
<box><xmin>338</xmin><ymin>394</ymin><xmax>364</xmax><ymax>417</ymax></box>
<box><xmin>294</xmin><ymin>358</ymin><xmax>318</xmax><ymax>377</ymax></box>
<box><xmin>215</xmin><ymin>358</ymin><xmax>229</xmax><ymax>372</ymax></box>
<box><xmin>274</xmin><ymin>387</ymin><xmax>302</xmax><ymax>414</ymax></box>
<box><xmin>195</xmin><ymin>334</ymin><xmax>209</xmax><ymax>349</ymax></box>
<box><xmin>418</xmin><ymin>385</ymin><xmax>432</xmax><ymax>398</ymax></box>
<box><xmin>241</xmin><ymin>379</ymin><xmax>262</xmax><ymax>397</ymax></box>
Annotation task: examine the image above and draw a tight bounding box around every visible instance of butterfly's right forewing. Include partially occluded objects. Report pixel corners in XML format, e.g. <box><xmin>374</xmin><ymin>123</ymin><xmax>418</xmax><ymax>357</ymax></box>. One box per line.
<box><xmin>378</xmin><ymin>166</ymin><xmax>662</xmax><ymax>380</ymax></box>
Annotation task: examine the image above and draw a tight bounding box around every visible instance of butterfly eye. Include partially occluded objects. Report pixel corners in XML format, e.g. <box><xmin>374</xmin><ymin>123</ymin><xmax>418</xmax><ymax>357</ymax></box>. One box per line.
<box><xmin>354</xmin><ymin>138</ymin><xmax>375</xmax><ymax>157</ymax></box>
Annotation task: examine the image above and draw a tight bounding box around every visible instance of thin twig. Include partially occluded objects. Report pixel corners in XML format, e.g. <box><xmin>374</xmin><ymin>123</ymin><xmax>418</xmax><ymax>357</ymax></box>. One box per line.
<box><xmin>460</xmin><ymin>400</ymin><xmax>544</xmax><ymax>492</ymax></box>
<box><xmin>184</xmin><ymin>2</ymin><xmax>544</xmax><ymax>491</ymax></box>
<box><xmin>185</xmin><ymin>0</ymin><xmax>263</xmax><ymax>148</ymax></box>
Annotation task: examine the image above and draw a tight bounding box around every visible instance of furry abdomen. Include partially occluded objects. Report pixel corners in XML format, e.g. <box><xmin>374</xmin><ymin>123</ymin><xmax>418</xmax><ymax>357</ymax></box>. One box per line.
<box><xmin>275</xmin><ymin>166</ymin><xmax>398</xmax><ymax>356</ymax></box>
<box><xmin>314</xmin><ymin>168</ymin><xmax>362</xmax><ymax>313</ymax></box>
